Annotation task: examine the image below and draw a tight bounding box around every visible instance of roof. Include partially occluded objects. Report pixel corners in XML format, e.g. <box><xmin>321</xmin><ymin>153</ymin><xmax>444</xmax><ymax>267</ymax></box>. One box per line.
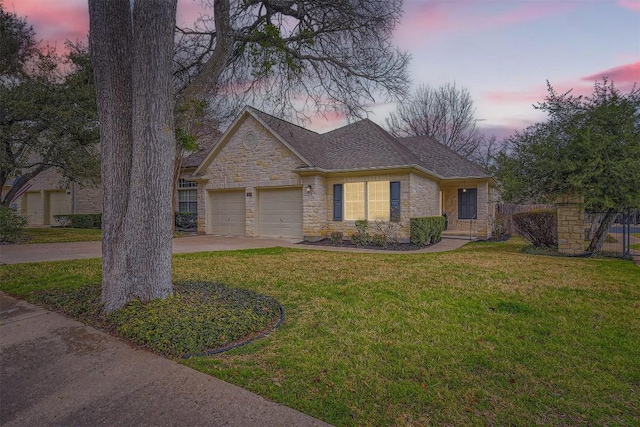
<box><xmin>194</xmin><ymin>106</ymin><xmax>490</xmax><ymax>180</ymax></box>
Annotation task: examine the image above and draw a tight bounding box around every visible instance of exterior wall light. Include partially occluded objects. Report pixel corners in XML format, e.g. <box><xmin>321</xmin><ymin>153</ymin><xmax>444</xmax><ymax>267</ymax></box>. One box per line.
<box><xmin>306</xmin><ymin>185</ymin><xmax>312</xmax><ymax>193</ymax></box>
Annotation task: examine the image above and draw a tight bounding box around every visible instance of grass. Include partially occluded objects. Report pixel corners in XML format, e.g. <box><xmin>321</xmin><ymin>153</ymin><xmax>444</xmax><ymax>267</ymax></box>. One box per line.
<box><xmin>632</xmin><ymin>233</ymin><xmax>640</xmax><ymax>251</ymax></box>
<box><xmin>1</xmin><ymin>239</ymin><xmax>639</xmax><ymax>426</ymax></box>
<box><xmin>19</xmin><ymin>227</ymin><xmax>102</xmax><ymax>244</ymax></box>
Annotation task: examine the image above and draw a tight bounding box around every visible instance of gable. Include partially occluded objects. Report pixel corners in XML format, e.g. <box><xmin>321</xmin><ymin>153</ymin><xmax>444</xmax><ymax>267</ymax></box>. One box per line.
<box><xmin>195</xmin><ymin>114</ymin><xmax>308</xmax><ymax>189</ymax></box>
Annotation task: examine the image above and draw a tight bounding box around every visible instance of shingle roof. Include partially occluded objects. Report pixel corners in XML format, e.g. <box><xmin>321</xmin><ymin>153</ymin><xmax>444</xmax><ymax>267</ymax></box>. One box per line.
<box><xmin>396</xmin><ymin>136</ymin><xmax>489</xmax><ymax>178</ymax></box>
<box><xmin>182</xmin><ymin>134</ymin><xmax>219</xmax><ymax>168</ymax></box>
<box><xmin>197</xmin><ymin>106</ymin><xmax>490</xmax><ymax>180</ymax></box>
<box><xmin>251</xmin><ymin>109</ymin><xmax>489</xmax><ymax>179</ymax></box>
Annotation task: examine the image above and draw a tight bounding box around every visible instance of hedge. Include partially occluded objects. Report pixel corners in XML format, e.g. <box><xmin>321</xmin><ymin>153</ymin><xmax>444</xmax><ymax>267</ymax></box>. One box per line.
<box><xmin>410</xmin><ymin>216</ymin><xmax>446</xmax><ymax>246</ymax></box>
<box><xmin>175</xmin><ymin>212</ymin><xmax>197</xmax><ymax>230</ymax></box>
<box><xmin>512</xmin><ymin>210</ymin><xmax>557</xmax><ymax>247</ymax></box>
<box><xmin>0</xmin><ymin>206</ymin><xmax>27</xmax><ymax>243</ymax></box>
<box><xmin>53</xmin><ymin>214</ymin><xmax>102</xmax><ymax>229</ymax></box>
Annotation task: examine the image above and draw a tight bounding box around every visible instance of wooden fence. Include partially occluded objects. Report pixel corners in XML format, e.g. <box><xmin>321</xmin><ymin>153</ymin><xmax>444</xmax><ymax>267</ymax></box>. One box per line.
<box><xmin>495</xmin><ymin>203</ymin><xmax>555</xmax><ymax>235</ymax></box>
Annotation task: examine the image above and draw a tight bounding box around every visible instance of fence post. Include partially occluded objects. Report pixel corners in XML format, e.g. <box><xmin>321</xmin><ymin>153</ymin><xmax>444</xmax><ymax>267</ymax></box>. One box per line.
<box><xmin>556</xmin><ymin>195</ymin><xmax>585</xmax><ymax>255</ymax></box>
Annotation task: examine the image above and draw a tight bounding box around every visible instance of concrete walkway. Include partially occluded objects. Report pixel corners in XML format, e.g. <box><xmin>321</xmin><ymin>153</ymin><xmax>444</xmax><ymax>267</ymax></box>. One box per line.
<box><xmin>0</xmin><ymin>235</ymin><xmax>471</xmax><ymax>265</ymax></box>
<box><xmin>0</xmin><ymin>293</ymin><xmax>331</xmax><ymax>427</ymax></box>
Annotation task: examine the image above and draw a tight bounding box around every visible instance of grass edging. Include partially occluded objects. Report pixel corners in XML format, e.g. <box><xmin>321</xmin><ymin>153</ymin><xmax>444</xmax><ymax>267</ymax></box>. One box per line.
<box><xmin>182</xmin><ymin>304</ymin><xmax>285</xmax><ymax>358</ymax></box>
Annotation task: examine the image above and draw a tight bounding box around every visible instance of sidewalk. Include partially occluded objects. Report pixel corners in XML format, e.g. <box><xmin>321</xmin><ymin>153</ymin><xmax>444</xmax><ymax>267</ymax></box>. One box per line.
<box><xmin>0</xmin><ymin>292</ymin><xmax>331</xmax><ymax>427</ymax></box>
<box><xmin>0</xmin><ymin>235</ymin><xmax>471</xmax><ymax>264</ymax></box>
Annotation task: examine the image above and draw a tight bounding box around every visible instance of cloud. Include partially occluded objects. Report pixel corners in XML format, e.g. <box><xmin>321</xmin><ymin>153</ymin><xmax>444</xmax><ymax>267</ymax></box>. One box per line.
<box><xmin>617</xmin><ymin>0</ymin><xmax>640</xmax><ymax>11</ymax></box>
<box><xmin>582</xmin><ymin>61</ymin><xmax>640</xmax><ymax>85</ymax></box>
<box><xmin>395</xmin><ymin>1</ymin><xmax>575</xmax><ymax>48</ymax></box>
<box><xmin>12</xmin><ymin>0</ymin><xmax>89</xmax><ymax>47</ymax></box>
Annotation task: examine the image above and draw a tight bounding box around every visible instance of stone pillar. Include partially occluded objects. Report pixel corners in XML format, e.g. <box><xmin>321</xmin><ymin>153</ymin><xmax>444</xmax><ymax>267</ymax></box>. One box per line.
<box><xmin>556</xmin><ymin>195</ymin><xmax>585</xmax><ymax>255</ymax></box>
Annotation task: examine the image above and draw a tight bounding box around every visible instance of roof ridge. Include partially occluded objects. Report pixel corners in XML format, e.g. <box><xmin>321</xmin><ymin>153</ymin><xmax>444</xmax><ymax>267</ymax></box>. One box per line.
<box><xmin>362</xmin><ymin>119</ymin><xmax>422</xmax><ymax>165</ymax></box>
<box><xmin>398</xmin><ymin>135</ymin><xmax>485</xmax><ymax>170</ymax></box>
<box><xmin>246</xmin><ymin>106</ymin><xmax>320</xmax><ymax>135</ymax></box>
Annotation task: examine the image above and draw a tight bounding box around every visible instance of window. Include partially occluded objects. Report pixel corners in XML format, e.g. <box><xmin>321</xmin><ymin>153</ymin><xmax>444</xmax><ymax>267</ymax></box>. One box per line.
<box><xmin>333</xmin><ymin>181</ymin><xmax>400</xmax><ymax>221</ymax></box>
<box><xmin>458</xmin><ymin>188</ymin><xmax>477</xmax><ymax>219</ymax></box>
<box><xmin>178</xmin><ymin>179</ymin><xmax>197</xmax><ymax>213</ymax></box>
<box><xmin>367</xmin><ymin>181</ymin><xmax>390</xmax><ymax>220</ymax></box>
<box><xmin>344</xmin><ymin>182</ymin><xmax>365</xmax><ymax>220</ymax></box>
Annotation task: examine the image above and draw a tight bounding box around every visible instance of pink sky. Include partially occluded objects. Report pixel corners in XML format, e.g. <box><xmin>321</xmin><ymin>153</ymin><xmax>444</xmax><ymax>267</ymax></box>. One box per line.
<box><xmin>7</xmin><ymin>0</ymin><xmax>640</xmax><ymax>140</ymax></box>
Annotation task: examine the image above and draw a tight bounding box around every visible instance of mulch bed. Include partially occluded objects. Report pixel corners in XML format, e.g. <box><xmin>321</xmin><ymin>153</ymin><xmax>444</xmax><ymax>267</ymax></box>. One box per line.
<box><xmin>299</xmin><ymin>238</ymin><xmax>440</xmax><ymax>251</ymax></box>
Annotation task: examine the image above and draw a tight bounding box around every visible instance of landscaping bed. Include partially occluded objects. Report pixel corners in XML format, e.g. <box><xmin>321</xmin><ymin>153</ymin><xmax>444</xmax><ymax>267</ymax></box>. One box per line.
<box><xmin>300</xmin><ymin>237</ymin><xmax>438</xmax><ymax>251</ymax></box>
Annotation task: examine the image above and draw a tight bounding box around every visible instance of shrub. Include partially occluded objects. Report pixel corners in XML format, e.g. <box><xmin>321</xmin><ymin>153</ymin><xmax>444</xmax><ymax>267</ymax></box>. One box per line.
<box><xmin>175</xmin><ymin>212</ymin><xmax>197</xmax><ymax>230</ymax></box>
<box><xmin>371</xmin><ymin>233</ymin><xmax>387</xmax><ymax>247</ymax></box>
<box><xmin>52</xmin><ymin>214</ymin><xmax>101</xmax><ymax>229</ymax></box>
<box><xmin>351</xmin><ymin>220</ymin><xmax>370</xmax><ymax>246</ymax></box>
<box><xmin>512</xmin><ymin>210</ymin><xmax>557</xmax><ymax>247</ymax></box>
<box><xmin>372</xmin><ymin>220</ymin><xmax>401</xmax><ymax>245</ymax></box>
<box><xmin>329</xmin><ymin>231</ymin><xmax>343</xmax><ymax>244</ymax></box>
<box><xmin>0</xmin><ymin>206</ymin><xmax>27</xmax><ymax>243</ymax></box>
<box><xmin>410</xmin><ymin>216</ymin><xmax>446</xmax><ymax>246</ymax></box>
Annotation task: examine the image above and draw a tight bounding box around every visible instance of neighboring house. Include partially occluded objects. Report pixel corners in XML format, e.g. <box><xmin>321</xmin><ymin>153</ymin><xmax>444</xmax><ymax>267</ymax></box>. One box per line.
<box><xmin>6</xmin><ymin>140</ymin><xmax>215</xmax><ymax>226</ymax></box>
<box><xmin>7</xmin><ymin>167</ymin><xmax>102</xmax><ymax>226</ymax></box>
<box><xmin>191</xmin><ymin>106</ymin><xmax>497</xmax><ymax>241</ymax></box>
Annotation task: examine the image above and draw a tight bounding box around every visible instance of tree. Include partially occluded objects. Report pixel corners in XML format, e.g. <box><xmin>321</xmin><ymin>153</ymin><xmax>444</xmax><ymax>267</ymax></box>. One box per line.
<box><xmin>173</xmin><ymin>0</ymin><xmax>410</xmax><ymax>124</ymax></box>
<box><xmin>495</xmin><ymin>79</ymin><xmax>640</xmax><ymax>252</ymax></box>
<box><xmin>0</xmin><ymin>3</ymin><xmax>99</xmax><ymax>207</ymax></box>
<box><xmin>91</xmin><ymin>0</ymin><xmax>409</xmax><ymax>311</ymax></box>
<box><xmin>89</xmin><ymin>0</ymin><xmax>177</xmax><ymax>312</ymax></box>
<box><xmin>385</xmin><ymin>82</ymin><xmax>486</xmax><ymax>159</ymax></box>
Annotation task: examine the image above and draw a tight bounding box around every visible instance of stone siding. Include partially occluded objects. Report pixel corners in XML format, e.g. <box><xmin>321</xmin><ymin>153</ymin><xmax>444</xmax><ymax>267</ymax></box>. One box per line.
<box><xmin>409</xmin><ymin>173</ymin><xmax>440</xmax><ymax>218</ymax></box>
<box><xmin>196</xmin><ymin>115</ymin><xmax>306</xmax><ymax>235</ymax></box>
<box><xmin>301</xmin><ymin>175</ymin><xmax>327</xmax><ymax>240</ymax></box>
<box><xmin>557</xmin><ymin>195</ymin><xmax>585</xmax><ymax>255</ymax></box>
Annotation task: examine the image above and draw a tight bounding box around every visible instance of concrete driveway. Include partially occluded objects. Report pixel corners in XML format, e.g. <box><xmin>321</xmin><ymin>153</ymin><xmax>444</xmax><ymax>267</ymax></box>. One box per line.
<box><xmin>0</xmin><ymin>235</ymin><xmax>471</xmax><ymax>265</ymax></box>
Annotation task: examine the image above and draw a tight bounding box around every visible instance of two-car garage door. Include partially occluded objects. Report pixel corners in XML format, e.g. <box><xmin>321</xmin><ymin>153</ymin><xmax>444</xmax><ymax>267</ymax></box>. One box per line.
<box><xmin>208</xmin><ymin>188</ymin><xmax>303</xmax><ymax>239</ymax></box>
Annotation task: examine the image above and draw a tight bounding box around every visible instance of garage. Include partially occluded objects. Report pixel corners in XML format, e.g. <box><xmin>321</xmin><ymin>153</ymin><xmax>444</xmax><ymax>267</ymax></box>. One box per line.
<box><xmin>47</xmin><ymin>191</ymin><xmax>70</xmax><ymax>225</ymax></box>
<box><xmin>24</xmin><ymin>192</ymin><xmax>42</xmax><ymax>225</ymax></box>
<box><xmin>258</xmin><ymin>188</ymin><xmax>303</xmax><ymax>239</ymax></box>
<box><xmin>208</xmin><ymin>190</ymin><xmax>246</xmax><ymax>236</ymax></box>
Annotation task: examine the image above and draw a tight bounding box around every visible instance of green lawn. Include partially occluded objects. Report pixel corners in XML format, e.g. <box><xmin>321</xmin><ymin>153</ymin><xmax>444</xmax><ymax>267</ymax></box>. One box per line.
<box><xmin>632</xmin><ymin>233</ymin><xmax>640</xmax><ymax>250</ymax></box>
<box><xmin>1</xmin><ymin>240</ymin><xmax>638</xmax><ymax>426</ymax></box>
<box><xmin>19</xmin><ymin>227</ymin><xmax>102</xmax><ymax>244</ymax></box>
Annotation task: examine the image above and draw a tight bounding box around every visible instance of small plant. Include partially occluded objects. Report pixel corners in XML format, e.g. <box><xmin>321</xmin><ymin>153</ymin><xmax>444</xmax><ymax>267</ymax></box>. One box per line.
<box><xmin>0</xmin><ymin>206</ymin><xmax>27</xmax><ymax>243</ymax></box>
<box><xmin>53</xmin><ymin>213</ymin><xmax>102</xmax><ymax>229</ymax></box>
<box><xmin>351</xmin><ymin>219</ymin><xmax>370</xmax><ymax>246</ymax></box>
<box><xmin>372</xmin><ymin>220</ymin><xmax>401</xmax><ymax>246</ymax></box>
<box><xmin>513</xmin><ymin>210</ymin><xmax>557</xmax><ymax>248</ymax></box>
<box><xmin>175</xmin><ymin>212</ymin><xmax>197</xmax><ymax>230</ymax></box>
<box><xmin>329</xmin><ymin>231</ymin><xmax>343</xmax><ymax>244</ymax></box>
<box><xmin>371</xmin><ymin>233</ymin><xmax>387</xmax><ymax>247</ymax></box>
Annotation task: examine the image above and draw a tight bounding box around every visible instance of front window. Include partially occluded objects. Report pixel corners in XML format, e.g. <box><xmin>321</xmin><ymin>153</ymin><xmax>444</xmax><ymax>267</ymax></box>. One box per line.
<box><xmin>367</xmin><ymin>181</ymin><xmax>390</xmax><ymax>220</ymax></box>
<box><xmin>344</xmin><ymin>181</ymin><xmax>390</xmax><ymax>221</ymax></box>
<box><xmin>344</xmin><ymin>182</ymin><xmax>365</xmax><ymax>220</ymax></box>
<box><xmin>178</xmin><ymin>179</ymin><xmax>197</xmax><ymax>213</ymax></box>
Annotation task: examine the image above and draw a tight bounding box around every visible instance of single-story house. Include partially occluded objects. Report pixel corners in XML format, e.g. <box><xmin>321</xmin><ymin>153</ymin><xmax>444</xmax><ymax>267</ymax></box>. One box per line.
<box><xmin>190</xmin><ymin>106</ymin><xmax>497</xmax><ymax>241</ymax></box>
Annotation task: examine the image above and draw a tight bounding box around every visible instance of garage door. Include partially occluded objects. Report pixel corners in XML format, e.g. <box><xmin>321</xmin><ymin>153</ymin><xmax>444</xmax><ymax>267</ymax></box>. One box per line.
<box><xmin>48</xmin><ymin>191</ymin><xmax>70</xmax><ymax>225</ymax></box>
<box><xmin>24</xmin><ymin>192</ymin><xmax>42</xmax><ymax>225</ymax></box>
<box><xmin>209</xmin><ymin>190</ymin><xmax>245</xmax><ymax>236</ymax></box>
<box><xmin>258</xmin><ymin>188</ymin><xmax>303</xmax><ymax>239</ymax></box>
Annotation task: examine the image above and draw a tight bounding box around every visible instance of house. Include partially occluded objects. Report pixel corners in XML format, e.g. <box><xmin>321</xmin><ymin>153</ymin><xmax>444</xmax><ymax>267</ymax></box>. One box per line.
<box><xmin>8</xmin><ymin>139</ymin><xmax>215</xmax><ymax>227</ymax></box>
<box><xmin>190</xmin><ymin>106</ymin><xmax>496</xmax><ymax>241</ymax></box>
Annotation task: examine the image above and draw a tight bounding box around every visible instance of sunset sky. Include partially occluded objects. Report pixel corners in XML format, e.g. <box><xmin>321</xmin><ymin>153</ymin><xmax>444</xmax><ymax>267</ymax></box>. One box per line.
<box><xmin>6</xmin><ymin>0</ymin><xmax>640</xmax><ymax>140</ymax></box>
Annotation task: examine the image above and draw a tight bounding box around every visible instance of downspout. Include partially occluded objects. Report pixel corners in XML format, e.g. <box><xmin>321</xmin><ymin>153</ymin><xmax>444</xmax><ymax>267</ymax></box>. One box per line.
<box><xmin>72</xmin><ymin>182</ymin><xmax>77</xmax><ymax>214</ymax></box>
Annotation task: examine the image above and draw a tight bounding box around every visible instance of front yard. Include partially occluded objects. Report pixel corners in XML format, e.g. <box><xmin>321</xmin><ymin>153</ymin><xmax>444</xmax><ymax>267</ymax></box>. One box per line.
<box><xmin>1</xmin><ymin>240</ymin><xmax>638</xmax><ymax>426</ymax></box>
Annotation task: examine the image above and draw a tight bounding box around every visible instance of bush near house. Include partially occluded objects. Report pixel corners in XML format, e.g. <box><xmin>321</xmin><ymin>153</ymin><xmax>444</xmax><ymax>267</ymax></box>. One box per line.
<box><xmin>0</xmin><ymin>206</ymin><xmax>27</xmax><ymax>243</ymax></box>
<box><xmin>54</xmin><ymin>214</ymin><xmax>102</xmax><ymax>229</ymax></box>
<box><xmin>175</xmin><ymin>212</ymin><xmax>197</xmax><ymax>230</ymax></box>
<box><xmin>512</xmin><ymin>210</ymin><xmax>557</xmax><ymax>248</ymax></box>
<box><xmin>410</xmin><ymin>216</ymin><xmax>446</xmax><ymax>246</ymax></box>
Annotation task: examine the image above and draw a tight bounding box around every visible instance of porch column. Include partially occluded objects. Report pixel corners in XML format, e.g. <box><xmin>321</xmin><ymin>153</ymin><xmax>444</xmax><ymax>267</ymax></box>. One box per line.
<box><xmin>556</xmin><ymin>195</ymin><xmax>585</xmax><ymax>255</ymax></box>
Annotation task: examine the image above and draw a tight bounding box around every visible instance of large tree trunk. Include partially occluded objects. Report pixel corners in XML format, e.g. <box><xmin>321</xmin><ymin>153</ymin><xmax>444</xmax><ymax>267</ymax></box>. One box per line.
<box><xmin>587</xmin><ymin>208</ymin><xmax>617</xmax><ymax>253</ymax></box>
<box><xmin>89</xmin><ymin>0</ymin><xmax>177</xmax><ymax>313</ymax></box>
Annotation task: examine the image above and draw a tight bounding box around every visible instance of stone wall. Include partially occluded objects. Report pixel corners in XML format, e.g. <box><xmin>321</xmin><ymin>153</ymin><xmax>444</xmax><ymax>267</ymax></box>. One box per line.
<box><xmin>409</xmin><ymin>173</ymin><xmax>440</xmax><ymax>219</ymax></box>
<box><xmin>196</xmin><ymin>115</ymin><xmax>306</xmax><ymax>235</ymax></box>
<box><xmin>557</xmin><ymin>195</ymin><xmax>585</xmax><ymax>255</ymax></box>
<box><xmin>301</xmin><ymin>175</ymin><xmax>327</xmax><ymax>240</ymax></box>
